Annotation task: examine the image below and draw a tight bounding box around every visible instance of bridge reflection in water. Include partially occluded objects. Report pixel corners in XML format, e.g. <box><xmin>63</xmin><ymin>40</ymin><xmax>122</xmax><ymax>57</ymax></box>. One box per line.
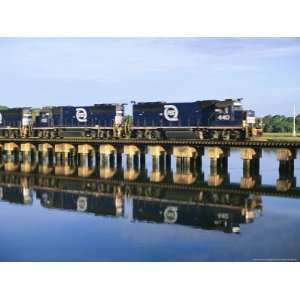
<box><xmin>0</xmin><ymin>145</ymin><xmax>299</xmax><ymax>234</ymax></box>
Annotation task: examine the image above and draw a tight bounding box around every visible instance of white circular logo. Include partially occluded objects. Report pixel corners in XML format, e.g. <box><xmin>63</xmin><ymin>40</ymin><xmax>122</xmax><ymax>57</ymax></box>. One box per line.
<box><xmin>76</xmin><ymin>108</ymin><xmax>87</xmax><ymax>122</ymax></box>
<box><xmin>164</xmin><ymin>105</ymin><xmax>179</xmax><ymax>121</ymax></box>
<box><xmin>163</xmin><ymin>206</ymin><xmax>178</xmax><ymax>224</ymax></box>
<box><xmin>77</xmin><ymin>196</ymin><xmax>88</xmax><ymax>212</ymax></box>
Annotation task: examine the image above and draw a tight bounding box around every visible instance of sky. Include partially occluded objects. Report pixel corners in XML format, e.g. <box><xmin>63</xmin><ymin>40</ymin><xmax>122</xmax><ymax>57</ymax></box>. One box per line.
<box><xmin>0</xmin><ymin>37</ymin><xmax>300</xmax><ymax>116</ymax></box>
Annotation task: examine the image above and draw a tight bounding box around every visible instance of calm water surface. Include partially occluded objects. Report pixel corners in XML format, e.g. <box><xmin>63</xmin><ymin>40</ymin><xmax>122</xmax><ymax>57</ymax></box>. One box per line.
<box><xmin>0</xmin><ymin>149</ymin><xmax>299</xmax><ymax>261</ymax></box>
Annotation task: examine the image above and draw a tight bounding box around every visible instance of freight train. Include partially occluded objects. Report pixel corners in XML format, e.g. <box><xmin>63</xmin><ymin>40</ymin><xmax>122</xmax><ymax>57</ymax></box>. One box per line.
<box><xmin>0</xmin><ymin>98</ymin><xmax>262</xmax><ymax>140</ymax></box>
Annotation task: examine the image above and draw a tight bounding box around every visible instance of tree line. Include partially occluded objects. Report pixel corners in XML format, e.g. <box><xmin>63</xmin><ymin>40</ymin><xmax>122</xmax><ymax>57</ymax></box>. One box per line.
<box><xmin>261</xmin><ymin>115</ymin><xmax>300</xmax><ymax>133</ymax></box>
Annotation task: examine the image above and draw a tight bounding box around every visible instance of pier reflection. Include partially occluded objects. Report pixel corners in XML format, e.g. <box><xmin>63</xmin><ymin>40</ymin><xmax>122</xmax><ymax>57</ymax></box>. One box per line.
<box><xmin>1</xmin><ymin>151</ymin><xmax>300</xmax><ymax>234</ymax></box>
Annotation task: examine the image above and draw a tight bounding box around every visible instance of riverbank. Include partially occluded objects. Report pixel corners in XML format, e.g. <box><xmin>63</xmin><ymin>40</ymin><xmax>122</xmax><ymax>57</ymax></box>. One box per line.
<box><xmin>260</xmin><ymin>132</ymin><xmax>300</xmax><ymax>141</ymax></box>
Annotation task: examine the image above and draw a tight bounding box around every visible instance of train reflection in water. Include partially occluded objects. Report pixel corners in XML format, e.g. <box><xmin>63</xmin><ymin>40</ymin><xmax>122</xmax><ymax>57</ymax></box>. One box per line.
<box><xmin>132</xmin><ymin>192</ymin><xmax>261</xmax><ymax>234</ymax></box>
<box><xmin>0</xmin><ymin>177</ymin><xmax>33</xmax><ymax>205</ymax></box>
<box><xmin>0</xmin><ymin>163</ymin><xmax>263</xmax><ymax>234</ymax></box>
<box><xmin>38</xmin><ymin>189</ymin><xmax>124</xmax><ymax>217</ymax></box>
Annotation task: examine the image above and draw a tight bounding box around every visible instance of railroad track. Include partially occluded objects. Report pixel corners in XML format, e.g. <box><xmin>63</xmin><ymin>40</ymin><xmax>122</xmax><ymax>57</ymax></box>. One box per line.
<box><xmin>1</xmin><ymin>137</ymin><xmax>300</xmax><ymax>148</ymax></box>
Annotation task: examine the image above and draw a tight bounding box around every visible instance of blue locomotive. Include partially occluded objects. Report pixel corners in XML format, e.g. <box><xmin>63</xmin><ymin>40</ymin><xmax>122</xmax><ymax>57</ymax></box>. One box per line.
<box><xmin>37</xmin><ymin>190</ymin><xmax>123</xmax><ymax>217</ymax></box>
<box><xmin>0</xmin><ymin>107</ymin><xmax>33</xmax><ymax>138</ymax></box>
<box><xmin>33</xmin><ymin>104</ymin><xmax>125</xmax><ymax>138</ymax></box>
<box><xmin>132</xmin><ymin>98</ymin><xmax>260</xmax><ymax>140</ymax></box>
<box><xmin>0</xmin><ymin>98</ymin><xmax>261</xmax><ymax>140</ymax></box>
<box><xmin>0</xmin><ymin>104</ymin><xmax>125</xmax><ymax>139</ymax></box>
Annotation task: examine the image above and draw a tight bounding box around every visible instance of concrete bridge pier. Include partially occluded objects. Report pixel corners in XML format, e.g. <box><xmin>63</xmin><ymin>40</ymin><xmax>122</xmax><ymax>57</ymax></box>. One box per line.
<box><xmin>99</xmin><ymin>153</ymin><xmax>111</xmax><ymax>168</ymax></box>
<box><xmin>20</xmin><ymin>143</ymin><xmax>38</xmax><ymax>173</ymax></box>
<box><xmin>54</xmin><ymin>145</ymin><xmax>62</xmax><ymax>165</ymax></box>
<box><xmin>20</xmin><ymin>143</ymin><xmax>37</xmax><ymax>164</ymax></box>
<box><xmin>54</xmin><ymin>144</ymin><xmax>76</xmax><ymax>166</ymax></box>
<box><xmin>54</xmin><ymin>144</ymin><xmax>76</xmax><ymax>176</ymax></box>
<box><xmin>78</xmin><ymin>144</ymin><xmax>96</xmax><ymax>177</ymax></box>
<box><xmin>208</xmin><ymin>147</ymin><xmax>229</xmax><ymax>171</ymax></box>
<box><xmin>276</xmin><ymin>148</ymin><xmax>297</xmax><ymax>192</ymax></box>
<box><xmin>99</xmin><ymin>145</ymin><xmax>117</xmax><ymax>168</ymax></box>
<box><xmin>148</xmin><ymin>145</ymin><xmax>167</xmax><ymax>182</ymax></box>
<box><xmin>78</xmin><ymin>145</ymin><xmax>95</xmax><ymax>167</ymax></box>
<box><xmin>207</xmin><ymin>147</ymin><xmax>230</xmax><ymax>186</ymax></box>
<box><xmin>173</xmin><ymin>146</ymin><xmax>198</xmax><ymax>169</ymax></box>
<box><xmin>4</xmin><ymin>142</ymin><xmax>19</xmax><ymax>163</ymax></box>
<box><xmin>126</xmin><ymin>154</ymin><xmax>138</xmax><ymax>171</ymax></box>
<box><xmin>240</xmin><ymin>148</ymin><xmax>262</xmax><ymax>189</ymax></box>
<box><xmin>123</xmin><ymin>145</ymin><xmax>140</xmax><ymax>181</ymax></box>
<box><xmin>99</xmin><ymin>144</ymin><xmax>118</xmax><ymax>179</ymax></box>
<box><xmin>173</xmin><ymin>146</ymin><xmax>198</xmax><ymax>185</ymax></box>
<box><xmin>38</xmin><ymin>143</ymin><xmax>53</xmax><ymax>165</ymax></box>
<box><xmin>277</xmin><ymin>148</ymin><xmax>296</xmax><ymax>174</ymax></box>
<box><xmin>3</xmin><ymin>143</ymin><xmax>19</xmax><ymax>172</ymax></box>
<box><xmin>38</xmin><ymin>162</ymin><xmax>54</xmax><ymax>175</ymax></box>
<box><xmin>55</xmin><ymin>152</ymin><xmax>62</xmax><ymax>165</ymax></box>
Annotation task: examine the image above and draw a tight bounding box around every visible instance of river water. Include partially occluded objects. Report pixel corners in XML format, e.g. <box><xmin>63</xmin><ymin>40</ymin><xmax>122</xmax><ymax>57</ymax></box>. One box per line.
<box><xmin>0</xmin><ymin>148</ymin><xmax>299</xmax><ymax>261</ymax></box>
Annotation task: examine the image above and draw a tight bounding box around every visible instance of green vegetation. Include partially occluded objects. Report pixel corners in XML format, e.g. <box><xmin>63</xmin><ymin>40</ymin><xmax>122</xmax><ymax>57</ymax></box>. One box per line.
<box><xmin>124</xmin><ymin>115</ymin><xmax>133</xmax><ymax>124</ymax></box>
<box><xmin>32</xmin><ymin>108</ymin><xmax>41</xmax><ymax>120</ymax></box>
<box><xmin>261</xmin><ymin>133</ymin><xmax>300</xmax><ymax>141</ymax></box>
<box><xmin>262</xmin><ymin>115</ymin><xmax>300</xmax><ymax>133</ymax></box>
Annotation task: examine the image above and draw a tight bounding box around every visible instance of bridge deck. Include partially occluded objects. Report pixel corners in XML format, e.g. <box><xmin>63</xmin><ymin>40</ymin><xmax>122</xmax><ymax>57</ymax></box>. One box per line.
<box><xmin>1</xmin><ymin>137</ymin><xmax>300</xmax><ymax>148</ymax></box>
